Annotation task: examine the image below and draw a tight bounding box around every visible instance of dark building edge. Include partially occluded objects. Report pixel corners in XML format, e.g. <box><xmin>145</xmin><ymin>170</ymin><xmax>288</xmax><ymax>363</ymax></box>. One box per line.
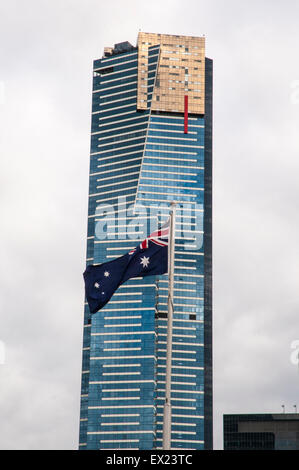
<box><xmin>204</xmin><ymin>57</ymin><xmax>213</xmax><ymax>450</ymax></box>
<box><xmin>78</xmin><ymin>59</ymin><xmax>99</xmax><ymax>449</ymax></box>
<box><xmin>223</xmin><ymin>415</ymin><xmax>277</xmax><ymax>450</ymax></box>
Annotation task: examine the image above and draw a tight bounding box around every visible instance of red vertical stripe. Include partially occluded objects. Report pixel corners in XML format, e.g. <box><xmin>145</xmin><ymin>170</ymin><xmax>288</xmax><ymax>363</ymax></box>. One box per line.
<box><xmin>184</xmin><ymin>95</ymin><xmax>188</xmax><ymax>134</ymax></box>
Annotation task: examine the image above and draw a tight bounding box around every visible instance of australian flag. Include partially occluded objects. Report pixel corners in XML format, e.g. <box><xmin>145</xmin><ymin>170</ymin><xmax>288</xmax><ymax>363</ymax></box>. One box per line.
<box><xmin>83</xmin><ymin>222</ymin><xmax>169</xmax><ymax>313</ymax></box>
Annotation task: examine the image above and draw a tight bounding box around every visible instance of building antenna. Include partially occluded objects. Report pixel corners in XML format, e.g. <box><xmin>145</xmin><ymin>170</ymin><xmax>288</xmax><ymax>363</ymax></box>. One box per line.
<box><xmin>294</xmin><ymin>405</ymin><xmax>297</xmax><ymax>413</ymax></box>
<box><xmin>282</xmin><ymin>404</ymin><xmax>285</xmax><ymax>413</ymax></box>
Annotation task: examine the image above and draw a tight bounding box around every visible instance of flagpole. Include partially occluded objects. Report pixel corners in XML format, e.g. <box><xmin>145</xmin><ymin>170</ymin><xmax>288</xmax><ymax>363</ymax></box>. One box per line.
<box><xmin>162</xmin><ymin>202</ymin><xmax>176</xmax><ymax>450</ymax></box>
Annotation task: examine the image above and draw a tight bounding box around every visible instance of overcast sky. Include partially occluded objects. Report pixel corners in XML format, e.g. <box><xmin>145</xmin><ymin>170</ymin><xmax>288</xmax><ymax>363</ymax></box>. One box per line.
<box><xmin>0</xmin><ymin>0</ymin><xmax>299</xmax><ymax>450</ymax></box>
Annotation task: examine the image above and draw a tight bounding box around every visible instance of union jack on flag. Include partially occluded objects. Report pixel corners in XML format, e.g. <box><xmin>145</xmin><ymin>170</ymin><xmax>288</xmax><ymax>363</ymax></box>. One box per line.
<box><xmin>129</xmin><ymin>220</ymin><xmax>169</xmax><ymax>254</ymax></box>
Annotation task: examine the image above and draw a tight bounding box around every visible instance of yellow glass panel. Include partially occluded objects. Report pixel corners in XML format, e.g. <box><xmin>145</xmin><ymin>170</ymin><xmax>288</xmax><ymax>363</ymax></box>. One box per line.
<box><xmin>137</xmin><ymin>32</ymin><xmax>205</xmax><ymax>114</ymax></box>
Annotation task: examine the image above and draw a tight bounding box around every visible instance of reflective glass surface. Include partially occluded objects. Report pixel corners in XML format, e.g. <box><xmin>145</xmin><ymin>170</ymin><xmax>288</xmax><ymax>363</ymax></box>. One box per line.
<box><xmin>79</xmin><ymin>39</ymin><xmax>212</xmax><ymax>451</ymax></box>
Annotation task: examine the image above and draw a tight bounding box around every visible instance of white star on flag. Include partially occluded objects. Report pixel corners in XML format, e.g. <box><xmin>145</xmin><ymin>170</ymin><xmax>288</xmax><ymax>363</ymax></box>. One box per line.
<box><xmin>94</xmin><ymin>282</ymin><xmax>100</xmax><ymax>289</ymax></box>
<box><xmin>140</xmin><ymin>256</ymin><xmax>150</xmax><ymax>268</ymax></box>
<box><xmin>104</xmin><ymin>271</ymin><xmax>110</xmax><ymax>277</ymax></box>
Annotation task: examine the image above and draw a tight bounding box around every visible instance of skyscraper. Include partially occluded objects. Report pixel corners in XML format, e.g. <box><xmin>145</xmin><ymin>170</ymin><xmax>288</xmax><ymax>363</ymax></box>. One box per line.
<box><xmin>224</xmin><ymin>414</ymin><xmax>299</xmax><ymax>450</ymax></box>
<box><xmin>79</xmin><ymin>32</ymin><xmax>213</xmax><ymax>450</ymax></box>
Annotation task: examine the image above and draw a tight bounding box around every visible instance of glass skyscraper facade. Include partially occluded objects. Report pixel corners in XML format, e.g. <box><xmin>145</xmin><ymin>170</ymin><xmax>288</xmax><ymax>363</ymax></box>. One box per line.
<box><xmin>224</xmin><ymin>414</ymin><xmax>299</xmax><ymax>450</ymax></box>
<box><xmin>79</xmin><ymin>32</ymin><xmax>213</xmax><ymax>450</ymax></box>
